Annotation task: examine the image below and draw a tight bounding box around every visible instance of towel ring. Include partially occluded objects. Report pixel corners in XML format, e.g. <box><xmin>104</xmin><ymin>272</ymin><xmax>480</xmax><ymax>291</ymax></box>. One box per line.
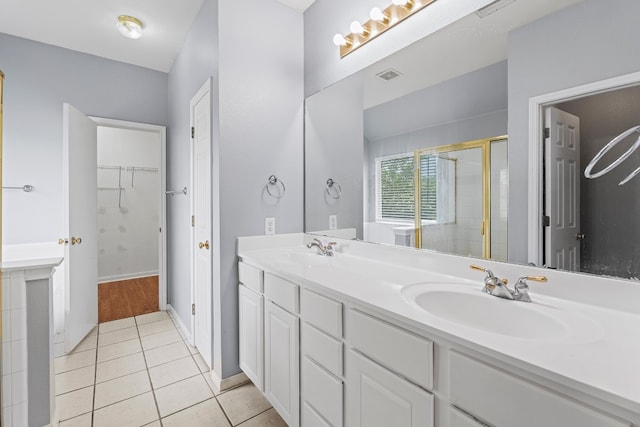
<box><xmin>584</xmin><ymin>126</ymin><xmax>640</xmax><ymax>183</ymax></box>
<box><xmin>266</xmin><ymin>175</ymin><xmax>286</xmax><ymax>199</ymax></box>
<box><xmin>326</xmin><ymin>178</ymin><xmax>342</xmax><ymax>199</ymax></box>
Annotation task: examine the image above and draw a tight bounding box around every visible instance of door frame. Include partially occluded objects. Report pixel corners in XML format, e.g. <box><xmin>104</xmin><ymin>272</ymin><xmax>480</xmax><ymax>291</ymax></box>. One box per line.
<box><xmin>90</xmin><ymin>116</ymin><xmax>168</xmax><ymax>310</ymax></box>
<box><xmin>527</xmin><ymin>70</ymin><xmax>640</xmax><ymax>266</ymax></box>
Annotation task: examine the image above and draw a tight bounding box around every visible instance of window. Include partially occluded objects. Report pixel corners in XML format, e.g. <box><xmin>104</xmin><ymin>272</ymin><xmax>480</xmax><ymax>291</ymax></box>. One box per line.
<box><xmin>375</xmin><ymin>153</ymin><xmax>448</xmax><ymax>222</ymax></box>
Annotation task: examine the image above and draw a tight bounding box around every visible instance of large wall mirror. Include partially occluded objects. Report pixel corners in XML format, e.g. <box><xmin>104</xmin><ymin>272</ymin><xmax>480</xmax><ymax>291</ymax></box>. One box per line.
<box><xmin>305</xmin><ymin>0</ymin><xmax>640</xmax><ymax>281</ymax></box>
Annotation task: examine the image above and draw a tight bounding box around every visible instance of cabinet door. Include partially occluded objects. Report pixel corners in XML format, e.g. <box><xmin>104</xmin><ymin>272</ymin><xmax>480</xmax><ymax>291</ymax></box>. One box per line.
<box><xmin>265</xmin><ymin>300</ymin><xmax>300</xmax><ymax>427</ymax></box>
<box><xmin>346</xmin><ymin>349</ymin><xmax>433</xmax><ymax>427</ymax></box>
<box><xmin>239</xmin><ymin>285</ymin><xmax>263</xmax><ymax>390</ymax></box>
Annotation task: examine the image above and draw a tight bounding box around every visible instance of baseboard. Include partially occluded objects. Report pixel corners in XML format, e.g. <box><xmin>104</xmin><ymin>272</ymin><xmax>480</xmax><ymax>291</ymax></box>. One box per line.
<box><xmin>210</xmin><ymin>370</ymin><xmax>249</xmax><ymax>394</ymax></box>
<box><xmin>98</xmin><ymin>271</ymin><xmax>159</xmax><ymax>284</ymax></box>
<box><xmin>166</xmin><ymin>304</ymin><xmax>192</xmax><ymax>342</ymax></box>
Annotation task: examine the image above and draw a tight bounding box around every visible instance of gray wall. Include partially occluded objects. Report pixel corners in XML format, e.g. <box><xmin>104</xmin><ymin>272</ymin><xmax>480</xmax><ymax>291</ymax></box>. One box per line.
<box><xmin>217</xmin><ymin>0</ymin><xmax>304</xmax><ymax>378</ymax></box>
<box><xmin>0</xmin><ymin>33</ymin><xmax>168</xmax><ymax>245</ymax></box>
<box><xmin>507</xmin><ymin>0</ymin><xmax>640</xmax><ymax>263</ymax></box>
<box><xmin>166</xmin><ymin>0</ymin><xmax>219</xmax><ymax>368</ymax></box>
<box><xmin>305</xmin><ymin>72</ymin><xmax>363</xmax><ymax>237</ymax></box>
<box><xmin>168</xmin><ymin>0</ymin><xmax>304</xmax><ymax>379</ymax></box>
<box><xmin>303</xmin><ymin>0</ymin><xmax>495</xmax><ymax>97</ymax></box>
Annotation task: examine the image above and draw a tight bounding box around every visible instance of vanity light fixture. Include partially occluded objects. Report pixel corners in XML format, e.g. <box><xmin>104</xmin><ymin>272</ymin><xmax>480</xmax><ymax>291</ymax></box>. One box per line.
<box><xmin>117</xmin><ymin>15</ymin><xmax>143</xmax><ymax>39</ymax></box>
<box><xmin>333</xmin><ymin>0</ymin><xmax>436</xmax><ymax>58</ymax></box>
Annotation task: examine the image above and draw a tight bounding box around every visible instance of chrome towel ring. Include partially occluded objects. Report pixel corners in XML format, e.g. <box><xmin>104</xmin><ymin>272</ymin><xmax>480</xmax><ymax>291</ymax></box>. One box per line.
<box><xmin>584</xmin><ymin>125</ymin><xmax>640</xmax><ymax>186</ymax></box>
<box><xmin>326</xmin><ymin>178</ymin><xmax>342</xmax><ymax>199</ymax></box>
<box><xmin>266</xmin><ymin>175</ymin><xmax>286</xmax><ymax>199</ymax></box>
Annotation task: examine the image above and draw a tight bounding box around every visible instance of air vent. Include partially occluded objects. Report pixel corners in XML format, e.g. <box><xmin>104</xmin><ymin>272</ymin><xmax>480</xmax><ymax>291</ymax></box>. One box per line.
<box><xmin>475</xmin><ymin>0</ymin><xmax>516</xmax><ymax>18</ymax></box>
<box><xmin>376</xmin><ymin>68</ymin><xmax>402</xmax><ymax>81</ymax></box>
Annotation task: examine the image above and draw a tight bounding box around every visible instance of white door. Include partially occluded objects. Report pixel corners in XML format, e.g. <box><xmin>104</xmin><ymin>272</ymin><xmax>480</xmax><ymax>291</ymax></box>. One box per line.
<box><xmin>264</xmin><ymin>300</ymin><xmax>300</xmax><ymax>427</ymax></box>
<box><xmin>191</xmin><ymin>79</ymin><xmax>213</xmax><ymax>369</ymax></box>
<box><xmin>239</xmin><ymin>285</ymin><xmax>264</xmax><ymax>390</ymax></box>
<box><xmin>346</xmin><ymin>349</ymin><xmax>434</xmax><ymax>427</ymax></box>
<box><xmin>544</xmin><ymin>107</ymin><xmax>581</xmax><ymax>270</ymax></box>
<box><xmin>63</xmin><ymin>104</ymin><xmax>98</xmax><ymax>352</ymax></box>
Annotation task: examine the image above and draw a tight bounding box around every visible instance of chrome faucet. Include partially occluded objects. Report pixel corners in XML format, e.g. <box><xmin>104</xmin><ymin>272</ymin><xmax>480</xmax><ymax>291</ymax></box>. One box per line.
<box><xmin>306</xmin><ymin>238</ymin><xmax>337</xmax><ymax>256</ymax></box>
<box><xmin>470</xmin><ymin>265</ymin><xmax>547</xmax><ymax>302</ymax></box>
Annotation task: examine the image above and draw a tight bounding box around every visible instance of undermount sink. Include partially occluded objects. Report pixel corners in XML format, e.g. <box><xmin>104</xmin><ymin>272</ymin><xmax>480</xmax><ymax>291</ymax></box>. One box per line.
<box><xmin>402</xmin><ymin>283</ymin><xmax>570</xmax><ymax>340</ymax></box>
<box><xmin>278</xmin><ymin>251</ymin><xmax>333</xmax><ymax>267</ymax></box>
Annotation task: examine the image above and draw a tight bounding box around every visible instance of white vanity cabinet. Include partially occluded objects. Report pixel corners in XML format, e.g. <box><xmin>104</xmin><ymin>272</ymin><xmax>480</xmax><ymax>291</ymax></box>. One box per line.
<box><xmin>238</xmin><ymin>262</ymin><xmax>264</xmax><ymax>390</ymax></box>
<box><xmin>264</xmin><ymin>273</ymin><xmax>300</xmax><ymax>427</ymax></box>
<box><xmin>300</xmin><ymin>289</ymin><xmax>344</xmax><ymax>427</ymax></box>
<box><xmin>449</xmin><ymin>352</ymin><xmax>631</xmax><ymax>427</ymax></box>
<box><xmin>345</xmin><ymin>308</ymin><xmax>434</xmax><ymax>427</ymax></box>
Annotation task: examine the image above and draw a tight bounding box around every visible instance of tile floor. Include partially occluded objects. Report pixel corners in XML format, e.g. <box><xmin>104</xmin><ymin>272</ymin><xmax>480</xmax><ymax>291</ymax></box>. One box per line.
<box><xmin>55</xmin><ymin>311</ymin><xmax>286</xmax><ymax>427</ymax></box>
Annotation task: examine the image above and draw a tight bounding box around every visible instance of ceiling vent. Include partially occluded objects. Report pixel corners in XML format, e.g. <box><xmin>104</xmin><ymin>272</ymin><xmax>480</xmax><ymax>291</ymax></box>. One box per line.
<box><xmin>475</xmin><ymin>0</ymin><xmax>516</xmax><ymax>18</ymax></box>
<box><xmin>376</xmin><ymin>68</ymin><xmax>403</xmax><ymax>81</ymax></box>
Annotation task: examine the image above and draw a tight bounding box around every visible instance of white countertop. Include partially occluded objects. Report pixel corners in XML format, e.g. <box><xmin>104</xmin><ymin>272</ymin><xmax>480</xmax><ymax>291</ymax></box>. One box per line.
<box><xmin>237</xmin><ymin>234</ymin><xmax>640</xmax><ymax>416</ymax></box>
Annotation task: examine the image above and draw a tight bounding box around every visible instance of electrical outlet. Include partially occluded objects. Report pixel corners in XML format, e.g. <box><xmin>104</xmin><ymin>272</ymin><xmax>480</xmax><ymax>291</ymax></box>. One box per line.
<box><xmin>329</xmin><ymin>215</ymin><xmax>337</xmax><ymax>230</ymax></box>
<box><xmin>265</xmin><ymin>217</ymin><xmax>275</xmax><ymax>235</ymax></box>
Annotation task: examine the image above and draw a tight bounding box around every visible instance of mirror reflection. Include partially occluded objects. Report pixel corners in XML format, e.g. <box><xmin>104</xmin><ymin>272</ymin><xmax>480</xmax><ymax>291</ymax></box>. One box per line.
<box><xmin>304</xmin><ymin>0</ymin><xmax>640</xmax><ymax>280</ymax></box>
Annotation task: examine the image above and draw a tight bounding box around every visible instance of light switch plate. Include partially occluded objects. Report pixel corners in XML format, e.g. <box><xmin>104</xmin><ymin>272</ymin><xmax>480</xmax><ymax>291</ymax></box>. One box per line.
<box><xmin>329</xmin><ymin>215</ymin><xmax>337</xmax><ymax>230</ymax></box>
<box><xmin>265</xmin><ymin>217</ymin><xmax>275</xmax><ymax>235</ymax></box>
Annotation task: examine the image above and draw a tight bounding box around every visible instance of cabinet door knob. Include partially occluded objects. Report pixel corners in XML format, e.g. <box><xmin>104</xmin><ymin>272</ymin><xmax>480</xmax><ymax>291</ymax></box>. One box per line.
<box><xmin>199</xmin><ymin>241</ymin><xmax>210</xmax><ymax>250</ymax></box>
<box><xmin>58</xmin><ymin>238</ymin><xmax>69</xmax><ymax>245</ymax></box>
<box><xmin>71</xmin><ymin>237</ymin><xmax>82</xmax><ymax>245</ymax></box>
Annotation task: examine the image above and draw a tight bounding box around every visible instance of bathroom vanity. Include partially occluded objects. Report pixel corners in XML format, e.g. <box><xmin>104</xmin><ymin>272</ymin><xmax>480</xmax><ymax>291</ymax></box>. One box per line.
<box><xmin>238</xmin><ymin>233</ymin><xmax>640</xmax><ymax>427</ymax></box>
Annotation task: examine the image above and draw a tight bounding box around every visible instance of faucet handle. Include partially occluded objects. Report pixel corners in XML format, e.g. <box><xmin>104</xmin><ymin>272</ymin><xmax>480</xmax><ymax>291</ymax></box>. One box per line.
<box><xmin>470</xmin><ymin>264</ymin><xmax>497</xmax><ymax>279</ymax></box>
<box><xmin>520</xmin><ymin>275</ymin><xmax>548</xmax><ymax>283</ymax></box>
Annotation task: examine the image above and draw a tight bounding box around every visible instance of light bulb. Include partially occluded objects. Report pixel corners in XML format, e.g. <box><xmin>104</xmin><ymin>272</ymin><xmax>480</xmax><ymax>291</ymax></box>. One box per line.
<box><xmin>117</xmin><ymin>15</ymin><xmax>143</xmax><ymax>39</ymax></box>
<box><xmin>350</xmin><ymin>21</ymin><xmax>365</xmax><ymax>35</ymax></box>
<box><xmin>333</xmin><ymin>34</ymin><xmax>348</xmax><ymax>47</ymax></box>
<box><xmin>370</xmin><ymin>7</ymin><xmax>388</xmax><ymax>22</ymax></box>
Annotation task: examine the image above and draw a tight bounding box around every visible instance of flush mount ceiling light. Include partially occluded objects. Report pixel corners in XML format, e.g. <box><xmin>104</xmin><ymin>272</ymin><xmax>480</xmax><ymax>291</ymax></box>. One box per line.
<box><xmin>117</xmin><ymin>15</ymin><xmax>143</xmax><ymax>39</ymax></box>
<box><xmin>333</xmin><ymin>0</ymin><xmax>437</xmax><ymax>58</ymax></box>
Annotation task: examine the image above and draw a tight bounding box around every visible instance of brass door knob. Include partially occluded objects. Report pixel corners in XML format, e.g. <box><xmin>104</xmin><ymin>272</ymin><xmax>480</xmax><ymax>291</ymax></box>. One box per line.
<box><xmin>71</xmin><ymin>237</ymin><xmax>82</xmax><ymax>245</ymax></box>
<box><xmin>199</xmin><ymin>241</ymin><xmax>210</xmax><ymax>250</ymax></box>
<box><xmin>576</xmin><ymin>233</ymin><xmax>586</xmax><ymax>240</ymax></box>
<box><xmin>58</xmin><ymin>238</ymin><xmax>69</xmax><ymax>245</ymax></box>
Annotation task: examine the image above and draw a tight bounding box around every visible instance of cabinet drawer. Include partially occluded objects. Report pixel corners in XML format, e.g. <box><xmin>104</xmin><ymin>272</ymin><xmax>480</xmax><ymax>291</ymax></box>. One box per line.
<box><xmin>302</xmin><ymin>322</ymin><xmax>343</xmax><ymax>378</ymax></box>
<box><xmin>346</xmin><ymin>309</ymin><xmax>433</xmax><ymax>390</ymax></box>
<box><xmin>238</xmin><ymin>262</ymin><xmax>263</xmax><ymax>293</ymax></box>
<box><xmin>264</xmin><ymin>273</ymin><xmax>299</xmax><ymax>314</ymax></box>
<box><xmin>449</xmin><ymin>351</ymin><xmax>631</xmax><ymax>427</ymax></box>
<box><xmin>301</xmin><ymin>289</ymin><xmax>342</xmax><ymax>337</ymax></box>
<box><xmin>302</xmin><ymin>357</ymin><xmax>343</xmax><ymax>427</ymax></box>
<box><xmin>449</xmin><ymin>407</ymin><xmax>487</xmax><ymax>427</ymax></box>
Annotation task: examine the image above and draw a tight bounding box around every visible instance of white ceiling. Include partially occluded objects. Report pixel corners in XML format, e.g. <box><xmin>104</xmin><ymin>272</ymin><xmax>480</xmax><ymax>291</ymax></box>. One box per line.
<box><xmin>0</xmin><ymin>0</ymin><xmax>315</xmax><ymax>73</ymax></box>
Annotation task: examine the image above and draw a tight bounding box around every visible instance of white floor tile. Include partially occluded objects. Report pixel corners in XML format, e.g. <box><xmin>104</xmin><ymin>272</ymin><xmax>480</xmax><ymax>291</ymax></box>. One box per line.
<box><xmin>96</xmin><ymin>352</ymin><xmax>147</xmax><ymax>383</ymax></box>
<box><xmin>135</xmin><ymin>311</ymin><xmax>169</xmax><ymax>325</ymax></box>
<box><xmin>162</xmin><ymin>398</ymin><xmax>230</xmax><ymax>427</ymax></box>
<box><xmin>202</xmin><ymin>372</ymin><xmax>220</xmax><ymax>395</ymax></box>
<box><xmin>97</xmin><ymin>338</ymin><xmax>142</xmax><ymax>363</ymax></box>
<box><xmin>148</xmin><ymin>356</ymin><xmax>200</xmax><ymax>389</ymax></box>
<box><xmin>55</xmin><ymin>349</ymin><xmax>96</xmax><ymax>374</ymax></box>
<box><xmin>99</xmin><ymin>317</ymin><xmax>136</xmax><ymax>334</ymax></box>
<box><xmin>217</xmin><ymin>383</ymin><xmax>272</xmax><ymax>426</ymax></box>
<box><xmin>140</xmin><ymin>329</ymin><xmax>182</xmax><ymax>351</ymax></box>
<box><xmin>93</xmin><ymin>392</ymin><xmax>158</xmax><ymax>427</ymax></box>
<box><xmin>56</xmin><ymin>386</ymin><xmax>93</xmax><ymax>421</ymax></box>
<box><xmin>193</xmin><ymin>353</ymin><xmax>210</xmax><ymax>373</ymax></box>
<box><xmin>143</xmin><ymin>421</ymin><xmax>161</xmax><ymax>427</ymax></box>
<box><xmin>72</xmin><ymin>334</ymin><xmax>98</xmax><ymax>353</ymax></box>
<box><xmin>94</xmin><ymin>370</ymin><xmax>151</xmax><ymax>409</ymax></box>
<box><xmin>55</xmin><ymin>365</ymin><xmax>95</xmax><ymax>395</ymax></box>
<box><xmin>137</xmin><ymin>318</ymin><xmax>175</xmax><ymax>337</ymax></box>
<box><xmin>237</xmin><ymin>408</ymin><xmax>287</xmax><ymax>427</ymax></box>
<box><xmin>154</xmin><ymin>375</ymin><xmax>213</xmax><ymax>418</ymax></box>
<box><xmin>144</xmin><ymin>341</ymin><xmax>190</xmax><ymax>368</ymax></box>
<box><xmin>98</xmin><ymin>326</ymin><xmax>139</xmax><ymax>347</ymax></box>
<box><xmin>59</xmin><ymin>413</ymin><xmax>92</xmax><ymax>427</ymax></box>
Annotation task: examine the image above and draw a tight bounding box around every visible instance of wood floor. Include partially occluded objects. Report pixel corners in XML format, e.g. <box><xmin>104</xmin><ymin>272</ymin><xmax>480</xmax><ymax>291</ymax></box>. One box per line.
<box><xmin>98</xmin><ymin>276</ymin><xmax>159</xmax><ymax>323</ymax></box>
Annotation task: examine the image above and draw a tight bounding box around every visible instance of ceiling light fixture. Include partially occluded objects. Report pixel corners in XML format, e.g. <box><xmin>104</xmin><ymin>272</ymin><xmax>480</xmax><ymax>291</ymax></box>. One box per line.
<box><xmin>117</xmin><ymin>15</ymin><xmax>143</xmax><ymax>39</ymax></box>
<box><xmin>333</xmin><ymin>0</ymin><xmax>437</xmax><ymax>58</ymax></box>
